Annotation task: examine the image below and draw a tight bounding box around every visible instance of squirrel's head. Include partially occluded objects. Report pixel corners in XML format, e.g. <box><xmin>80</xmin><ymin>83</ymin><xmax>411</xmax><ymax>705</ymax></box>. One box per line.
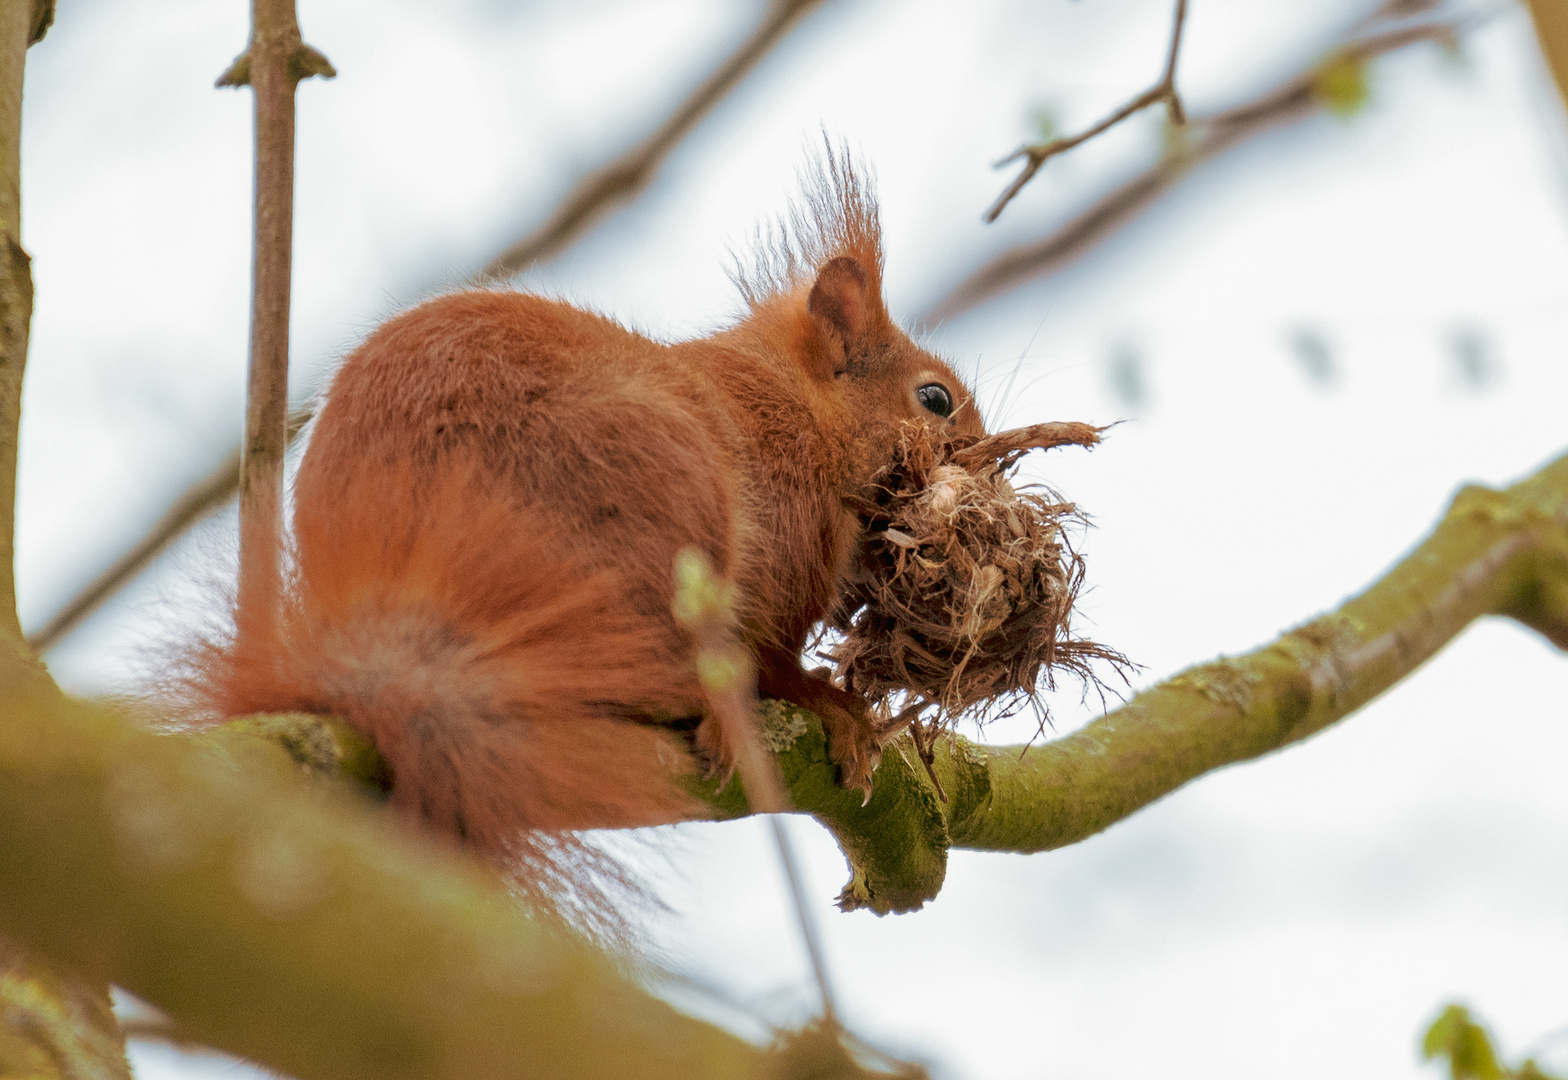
<box><xmin>733</xmin><ymin>143</ymin><xmax>986</xmax><ymax>478</ymax></box>
<box><xmin>801</xmin><ymin>253</ymin><xmax>984</xmax><ymax>451</ymax></box>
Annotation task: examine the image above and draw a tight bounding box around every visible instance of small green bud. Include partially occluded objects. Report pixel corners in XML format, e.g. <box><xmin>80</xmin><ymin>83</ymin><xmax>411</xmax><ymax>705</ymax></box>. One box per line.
<box><xmin>1312</xmin><ymin>51</ymin><xmax>1371</xmax><ymax>117</ymax></box>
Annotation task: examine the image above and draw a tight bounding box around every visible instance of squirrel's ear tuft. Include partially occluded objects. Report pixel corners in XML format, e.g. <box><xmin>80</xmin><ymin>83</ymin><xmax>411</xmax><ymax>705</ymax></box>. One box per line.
<box><xmin>807</xmin><ymin>256</ymin><xmax>874</xmax><ymax>355</ymax></box>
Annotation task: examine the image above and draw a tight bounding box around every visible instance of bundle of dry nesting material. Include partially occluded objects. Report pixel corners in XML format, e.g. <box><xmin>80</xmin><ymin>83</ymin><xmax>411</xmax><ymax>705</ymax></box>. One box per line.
<box><xmin>827</xmin><ymin>420</ymin><xmax>1128</xmax><ymax>788</ymax></box>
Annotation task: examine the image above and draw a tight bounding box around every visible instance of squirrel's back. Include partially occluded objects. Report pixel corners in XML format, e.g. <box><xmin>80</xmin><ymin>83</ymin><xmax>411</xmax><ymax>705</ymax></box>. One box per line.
<box><xmin>189</xmin><ymin>293</ymin><xmax>722</xmax><ymax>891</ymax></box>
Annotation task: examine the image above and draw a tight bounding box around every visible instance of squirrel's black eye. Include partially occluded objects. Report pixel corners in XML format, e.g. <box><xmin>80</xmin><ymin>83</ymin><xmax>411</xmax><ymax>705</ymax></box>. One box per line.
<box><xmin>916</xmin><ymin>383</ymin><xmax>954</xmax><ymax>419</ymax></box>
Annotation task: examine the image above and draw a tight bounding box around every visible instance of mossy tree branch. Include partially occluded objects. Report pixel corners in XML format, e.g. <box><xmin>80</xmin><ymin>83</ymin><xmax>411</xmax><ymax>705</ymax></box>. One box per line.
<box><xmin>773</xmin><ymin>447</ymin><xmax>1568</xmax><ymax>911</ymax></box>
<box><xmin>4</xmin><ymin>450</ymin><xmax>1563</xmax><ymax>1064</ymax></box>
<box><xmin>227</xmin><ymin>448</ymin><xmax>1568</xmax><ymax>916</ymax></box>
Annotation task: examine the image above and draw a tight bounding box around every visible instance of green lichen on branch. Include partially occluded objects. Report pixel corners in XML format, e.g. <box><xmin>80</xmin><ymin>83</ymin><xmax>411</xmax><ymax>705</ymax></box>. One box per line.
<box><xmin>700</xmin><ymin>701</ymin><xmax>951</xmax><ymax>914</ymax></box>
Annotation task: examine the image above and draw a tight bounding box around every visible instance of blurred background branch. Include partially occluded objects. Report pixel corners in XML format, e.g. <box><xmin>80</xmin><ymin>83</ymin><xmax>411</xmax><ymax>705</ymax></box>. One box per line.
<box><xmin>1525</xmin><ymin>0</ymin><xmax>1568</xmax><ymax>111</ymax></box>
<box><xmin>480</xmin><ymin>0</ymin><xmax>836</xmax><ymax>281</ymax></box>
<box><xmin>925</xmin><ymin>0</ymin><xmax>1477</xmax><ymax>323</ymax></box>
<box><xmin>18</xmin><ymin>0</ymin><xmax>1504</xmax><ymax>659</ymax></box>
<box><xmin>985</xmin><ymin>0</ymin><xmax>1189</xmax><ymax>224</ymax></box>
<box><xmin>25</xmin><ymin>409</ymin><xmax>309</xmax><ymax>655</ymax></box>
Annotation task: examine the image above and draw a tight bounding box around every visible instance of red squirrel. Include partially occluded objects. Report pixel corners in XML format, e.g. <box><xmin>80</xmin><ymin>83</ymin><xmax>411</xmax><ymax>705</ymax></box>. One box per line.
<box><xmin>191</xmin><ymin>153</ymin><xmax>984</xmax><ymax>872</ymax></box>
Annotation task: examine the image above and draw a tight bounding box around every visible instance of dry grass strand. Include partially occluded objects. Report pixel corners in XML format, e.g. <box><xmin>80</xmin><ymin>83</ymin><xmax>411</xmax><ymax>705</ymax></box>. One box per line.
<box><xmin>828</xmin><ymin>420</ymin><xmax>1129</xmax><ymax>746</ymax></box>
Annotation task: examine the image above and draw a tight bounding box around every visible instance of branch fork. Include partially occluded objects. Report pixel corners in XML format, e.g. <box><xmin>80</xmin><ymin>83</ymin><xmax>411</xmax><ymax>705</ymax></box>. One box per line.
<box><xmin>985</xmin><ymin>0</ymin><xmax>1188</xmax><ymax>223</ymax></box>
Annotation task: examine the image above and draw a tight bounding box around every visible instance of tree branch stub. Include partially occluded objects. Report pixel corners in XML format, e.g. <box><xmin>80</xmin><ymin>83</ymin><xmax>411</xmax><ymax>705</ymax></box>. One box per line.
<box><xmin>0</xmin><ymin>937</ymin><xmax>132</xmax><ymax>1080</ymax></box>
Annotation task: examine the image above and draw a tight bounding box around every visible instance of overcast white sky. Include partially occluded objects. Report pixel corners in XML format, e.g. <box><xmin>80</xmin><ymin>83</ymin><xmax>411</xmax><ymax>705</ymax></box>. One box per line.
<box><xmin>18</xmin><ymin>1</ymin><xmax>1568</xmax><ymax>1078</ymax></box>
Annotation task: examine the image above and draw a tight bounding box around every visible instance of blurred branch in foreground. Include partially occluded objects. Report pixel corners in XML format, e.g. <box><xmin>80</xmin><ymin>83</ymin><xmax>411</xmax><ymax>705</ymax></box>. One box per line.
<box><xmin>3</xmin><ymin>7</ymin><xmax>135</xmax><ymax>1079</ymax></box>
<box><xmin>925</xmin><ymin>3</ymin><xmax>1474</xmax><ymax>324</ymax></box>
<box><xmin>0</xmin><ymin>936</ymin><xmax>130</xmax><ymax>1079</ymax></box>
<box><xmin>478</xmin><ymin>0</ymin><xmax>833</xmax><ymax>280</ymax></box>
<box><xmin>26</xmin><ymin>0</ymin><xmax>836</xmax><ymax>657</ymax></box>
<box><xmin>985</xmin><ymin>0</ymin><xmax>1188</xmax><ymax>223</ymax></box>
<box><xmin>0</xmin><ymin>656</ymin><xmax>909</xmax><ymax>1080</ymax></box>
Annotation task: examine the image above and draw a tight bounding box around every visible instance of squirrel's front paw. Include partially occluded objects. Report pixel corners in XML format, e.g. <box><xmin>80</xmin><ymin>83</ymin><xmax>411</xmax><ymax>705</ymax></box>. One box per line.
<box><xmin>818</xmin><ymin>697</ymin><xmax>881</xmax><ymax>805</ymax></box>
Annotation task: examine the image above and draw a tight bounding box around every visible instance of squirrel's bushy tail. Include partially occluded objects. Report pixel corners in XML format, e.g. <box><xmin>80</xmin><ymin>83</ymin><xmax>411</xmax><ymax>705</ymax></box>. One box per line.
<box><xmin>179</xmin><ymin>454</ymin><xmax>704</xmax><ymax>927</ymax></box>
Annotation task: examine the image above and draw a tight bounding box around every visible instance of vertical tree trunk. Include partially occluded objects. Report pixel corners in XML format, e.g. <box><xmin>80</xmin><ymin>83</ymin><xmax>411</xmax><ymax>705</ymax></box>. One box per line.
<box><xmin>0</xmin><ymin>4</ymin><xmax>131</xmax><ymax>1077</ymax></box>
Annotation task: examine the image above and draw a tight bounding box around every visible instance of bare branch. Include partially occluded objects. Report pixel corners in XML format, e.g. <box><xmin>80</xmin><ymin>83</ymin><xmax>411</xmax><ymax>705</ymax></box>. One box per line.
<box><xmin>25</xmin><ymin>409</ymin><xmax>311</xmax><ymax>654</ymax></box>
<box><xmin>479</xmin><ymin>0</ymin><xmax>831</xmax><ymax>281</ymax></box>
<box><xmin>217</xmin><ymin>0</ymin><xmax>334</xmax><ymax>622</ymax></box>
<box><xmin>985</xmin><ymin>0</ymin><xmax>1188</xmax><ymax>224</ymax></box>
<box><xmin>928</xmin><ymin>14</ymin><xmax>1470</xmax><ymax>324</ymax></box>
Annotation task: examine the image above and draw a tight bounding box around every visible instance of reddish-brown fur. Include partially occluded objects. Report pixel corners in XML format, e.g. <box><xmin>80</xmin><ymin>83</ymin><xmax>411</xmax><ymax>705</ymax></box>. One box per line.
<box><xmin>189</xmin><ymin>154</ymin><xmax>984</xmax><ymax>884</ymax></box>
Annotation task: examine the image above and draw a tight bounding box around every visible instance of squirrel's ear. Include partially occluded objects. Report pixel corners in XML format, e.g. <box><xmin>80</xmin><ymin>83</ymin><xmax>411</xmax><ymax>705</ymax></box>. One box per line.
<box><xmin>807</xmin><ymin>256</ymin><xmax>873</xmax><ymax>360</ymax></box>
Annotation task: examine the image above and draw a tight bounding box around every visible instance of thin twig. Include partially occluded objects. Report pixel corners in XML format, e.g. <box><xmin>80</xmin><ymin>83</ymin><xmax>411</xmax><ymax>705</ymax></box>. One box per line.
<box><xmin>479</xmin><ymin>0</ymin><xmax>831</xmax><ymax>280</ymax></box>
<box><xmin>216</xmin><ymin>0</ymin><xmax>334</xmax><ymax>619</ymax></box>
<box><xmin>875</xmin><ymin>696</ymin><xmax>932</xmax><ymax>744</ymax></box>
<box><xmin>927</xmin><ymin>12</ymin><xmax>1471</xmax><ymax>324</ymax></box>
<box><xmin>985</xmin><ymin>0</ymin><xmax>1188</xmax><ymax>224</ymax></box>
<box><xmin>905</xmin><ymin>716</ymin><xmax>947</xmax><ymax>803</ymax></box>
<box><xmin>767</xmin><ymin>818</ymin><xmax>840</xmax><ymax>1024</ymax></box>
